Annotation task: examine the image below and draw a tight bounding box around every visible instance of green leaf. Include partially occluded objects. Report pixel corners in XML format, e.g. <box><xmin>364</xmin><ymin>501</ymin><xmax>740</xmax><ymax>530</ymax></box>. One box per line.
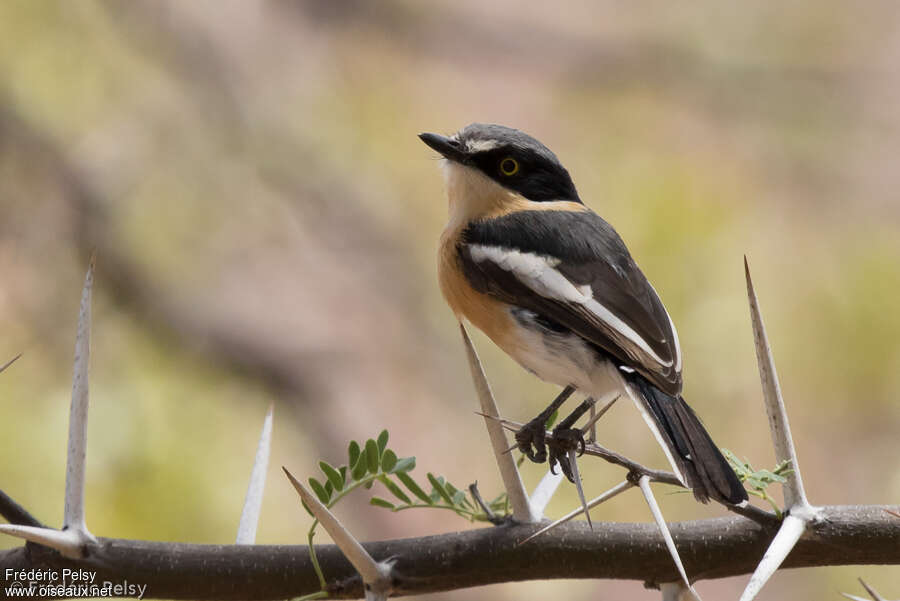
<box><xmin>370</xmin><ymin>497</ymin><xmax>395</xmax><ymax>510</ymax></box>
<box><xmin>393</xmin><ymin>456</ymin><xmax>416</xmax><ymax>473</ymax></box>
<box><xmin>381</xmin><ymin>449</ymin><xmax>398</xmax><ymax>472</ymax></box>
<box><xmin>308</xmin><ymin>477</ymin><xmax>330</xmax><ymax>504</ymax></box>
<box><xmin>379</xmin><ymin>475</ymin><xmax>412</xmax><ymax>504</ymax></box>
<box><xmin>397</xmin><ymin>471</ymin><xmax>432</xmax><ymax>504</ymax></box>
<box><xmin>320</xmin><ymin>461</ymin><xmax>344</xmax><ymax>491</ymax></box>
<box><xmin>365</xmin><ymin>439</ymin><xmax>380</xmax><ymax>473</ymax></box>
<box><xmin>451</xmin><ymin>490</ymin><xmax>466</xmax><ymax>506</ymax></box>
<box><xmin>428</xmin><ymin>473</ymin><xmax>454</xmax><ymax>505</ymax></box>
<box><xmin>377</xmin><ymin>429</ymin><xmax>389</xmax><ymax>455</ymax></box>
<box><xmin>301</xmin><ymin>499</ymin><xmax>314</xmax><ymax>517</ymax></box>
<box><xmin>351</xmin><ymin>449</ymin><xmax>368</xmax><ymax>480</ymax></box>
<box><xmin>348</xmin><ymin>440</ymin><xmax>361</xmax><ymax>467</ymax></box>
<box><xmin>544</xmin><ymin>409</ymin><xmax>559</xmax><ymax>429</ymax></box>
<box><xmin>324</xmin><ymin>480</ymin><xmax>333</xmax><ymax>497</ymax></box>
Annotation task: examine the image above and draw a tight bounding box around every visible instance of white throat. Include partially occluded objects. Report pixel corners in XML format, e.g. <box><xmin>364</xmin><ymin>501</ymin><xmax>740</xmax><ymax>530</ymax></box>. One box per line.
<box><xmin>441</xmin><ymin>160</ymin><xmax>517</xmax><ymax>230</ymax></box>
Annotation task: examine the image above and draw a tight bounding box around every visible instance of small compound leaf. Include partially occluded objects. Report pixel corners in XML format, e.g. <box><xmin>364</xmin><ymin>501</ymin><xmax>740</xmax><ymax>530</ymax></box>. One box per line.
<box><xmin>370</xmin><ymin>497</ymin><xmax>395</xmax><ymax>510</ymax></box>
<box><xmin>393</xmin><ymin>456</ymin><xmax>416</xmax><ymax>473</ymax></box>
<box><xmin>308</xmin><ymin>477</ymin><xmax>330</xmax><ymax>504</ymax></box>
<box><xmin>351</xmin><ymin>449</ymin><xmax>368</xmax><ymax>480</ymax></box>
<box><xmin>348</xmin><ymin>440</ymin><xmax>361</xmax><ymax>467</ymax></box>
<box><xmin>319</xmin><ymin>461</ymin><xmax>344</xmax><ymax>491</ymax></box>
<box><xmin>377</xmin><ymin>430</ymin><xmax>389</xmax><ymax>455</ymax></box>
<box><xmin>382</xmin><ymin>449</ymin><xmax>398</xmax><ymax>472</ymax></box>
<box><xmin>397</xmin><ymin>471</ymin><xmax>431</xmax><ymax>504</ymax></box>
<box><xmin>451</xmin><ymin>489</ymin><xmax>466</xmax><ymax>506</ymax></box>
<box><xmin>379</xmin><ymin>475</ymin><xmax>412</xmax><ymax>504</ymax></box>
<box><xmin>428</xmin><ymin>473</ymin><xmax>454</xmax><ymax>505</ymax></box>
<box><xmin>365</xmin><ymin>439</ymin><xmax>380</xmax><ymax>473</ymax></box>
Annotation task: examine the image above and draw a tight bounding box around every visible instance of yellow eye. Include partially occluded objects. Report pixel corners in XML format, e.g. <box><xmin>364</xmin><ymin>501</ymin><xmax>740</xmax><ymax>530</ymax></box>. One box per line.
<box><xmin>499</xmin><ymin>157</ymin><xmax>519</xmax><ymax>176</ymax></box>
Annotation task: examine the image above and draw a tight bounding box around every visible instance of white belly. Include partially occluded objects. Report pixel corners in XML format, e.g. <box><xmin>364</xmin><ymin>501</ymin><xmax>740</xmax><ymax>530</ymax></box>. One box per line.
<box><xmin>502</xmin><ymin>308</ymin><xmax>623</xmax><ymax>399</ymax></box>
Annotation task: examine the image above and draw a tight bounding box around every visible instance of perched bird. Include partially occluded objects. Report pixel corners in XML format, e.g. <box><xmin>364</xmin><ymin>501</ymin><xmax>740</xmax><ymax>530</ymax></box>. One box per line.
<box><xmin>420</xmin><ymin>123</ymin><xmax>747</xmax><ymax>505</ymax></box>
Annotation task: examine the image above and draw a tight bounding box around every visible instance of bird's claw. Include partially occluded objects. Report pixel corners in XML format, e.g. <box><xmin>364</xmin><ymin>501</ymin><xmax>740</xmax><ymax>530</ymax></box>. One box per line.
<box><xmin>547</xmin><ymin>427</ymin><xmax>585</xmax><ymax>483</ymax></box>
<box><xmin>517</xmin><ymin>419</ymin><xmax>585</xmax><ymax>484</ymax></box>
<box><xmin>515</xmin><ymin>418</ymin><xmax>548</xmax><ymax>463</ymax></box>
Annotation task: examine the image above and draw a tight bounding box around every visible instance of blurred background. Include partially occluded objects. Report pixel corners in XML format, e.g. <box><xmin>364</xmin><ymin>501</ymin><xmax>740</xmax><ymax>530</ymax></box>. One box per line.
<box><xmin>1</xmin><ymin>2</ymin><xmax>898</xmax><ymax>599</ymax></box>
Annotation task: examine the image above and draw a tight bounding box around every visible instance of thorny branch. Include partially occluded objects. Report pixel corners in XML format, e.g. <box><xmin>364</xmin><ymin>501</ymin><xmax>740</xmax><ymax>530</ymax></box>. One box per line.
<box><xmin>0</xmin><ymin>504</ymin><xmax>897</xmax><ymax>600</ymax></box>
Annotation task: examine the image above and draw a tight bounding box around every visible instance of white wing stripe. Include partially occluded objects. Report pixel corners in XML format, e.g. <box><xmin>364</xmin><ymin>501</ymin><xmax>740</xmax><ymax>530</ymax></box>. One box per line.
<box><xmin>646</xmin><ymin>280</ymin><xmax>682</xmax><ymax>373</ymax></box>
<box><xmin>469</xmin><ymin>245</ymin><xmax>672</xmax><ymax>368</ymax></box>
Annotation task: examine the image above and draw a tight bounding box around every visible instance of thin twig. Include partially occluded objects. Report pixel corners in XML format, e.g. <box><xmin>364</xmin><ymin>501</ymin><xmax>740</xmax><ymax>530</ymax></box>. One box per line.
<box><xmin>468</xmin><ymin>483</ymin><xmax>503</xmax><ymax>525</ymax></box>
<box><xmin>0</xmin><ymin>353</ymin><xmax>22</xmax><ymax>374</ymax></box>
<box><xmin>0</xmin><ymin>489</ymin><xmax>43</xmax><ymax>528</ymax></box>
<box><xmin>485</xmin><ymin>412</ymin><xmax>683</xmax><ymax>487</ymax></box>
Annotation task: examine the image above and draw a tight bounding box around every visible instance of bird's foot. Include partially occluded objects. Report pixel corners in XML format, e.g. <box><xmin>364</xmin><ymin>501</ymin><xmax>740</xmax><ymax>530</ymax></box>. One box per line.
<box><xmin>547</xmin><ymin>426</ymin><xmax>585</xmax><ymax>483</ymax></box>
<box><xmin>514</xmin><ymin>416</ymin><xmax>549</xmax><ymax>463</ymax></box>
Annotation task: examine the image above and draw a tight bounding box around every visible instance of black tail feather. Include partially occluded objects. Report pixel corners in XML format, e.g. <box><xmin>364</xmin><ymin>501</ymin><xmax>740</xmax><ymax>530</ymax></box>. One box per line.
<box><xmin>631</xmin><ymin>377</ymin><xmax>747</xmax><ymax>505</ymax></box>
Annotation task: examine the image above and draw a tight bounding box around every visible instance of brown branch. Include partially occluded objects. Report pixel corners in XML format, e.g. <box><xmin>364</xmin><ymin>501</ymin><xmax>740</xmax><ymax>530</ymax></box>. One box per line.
<box><xmin>0</xmin><ymin>504</ymin><xmax>896</xmax><ymax>600</ymax></box>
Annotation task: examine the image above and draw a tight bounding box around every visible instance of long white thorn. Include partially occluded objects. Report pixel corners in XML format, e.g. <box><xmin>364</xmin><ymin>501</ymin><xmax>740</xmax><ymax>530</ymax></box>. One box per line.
<box><xmin>460</xmin><ymin>323</ymin><xmax>537</xmax><ymax>523</ymax></box>
<box><xmin>236</xmin><ymin>404</ymin><xmax>274</xmax><ymax>544</ymax></box>
<box><xmin>738</xmin><ymin>514</ymin><xmax>807</xmax><ymax>601</ymax></box>
<box><xmin>580</xmin><ymin>393</ymin><xmax>618</xmax><ymax>436</ymax></box>
<box><xmin>519</xmin><ymin>480</ymin><xmax>632</xmax><ymax>545</ymax></box>
<box><xmin>528</xmin><ymin>468</ymin><xmax>563</xmax><ymax>519</ymax></box>
<box><xmin>638</xmin><ymin>476</ymin><xmax>701</xmax><ymax>601</ymax></box>
<box><xmin>744</xmin><ymin>257</ymin><xmax>810</xmax><ymax>510</ymax></box>
<box><xmin>0</xmin><ymin>525</ymin><xmax>86</xmax><ymax>556</ymax></box>
<box><xmin>740</xmin><ymin>258</ymin><xmax>821</xmax><ymax>601</ymax></box>
<box><xmin>63</xmin><ymin>257</ymin><xmax>97</xmax><ymax>550</ymax></box>
<box><xmin>284</xmin><ymin>467</ymin><xmax>393</xmax><ymax>599</ymax></box>
<box><xmin>0</xmin><ymin>353</ymin><xmax>22</xmax><ymax>374</ymax></box>
<box><xmin>567</xmin><ymin>449</ymin><xmax>592</xmax><ymax>530</ymax></box>
<box><xmin>857</xmin><ymin>578</ymin><xmax>887</xmax><ymax>601</ymax></box>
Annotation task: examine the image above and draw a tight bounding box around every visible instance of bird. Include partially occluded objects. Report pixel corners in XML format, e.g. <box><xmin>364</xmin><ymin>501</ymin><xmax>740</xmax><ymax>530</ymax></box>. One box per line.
<box><xmin>420</xmin><ymin>123</ymin><xmax>747</xmax><ymax>505</ymax></box>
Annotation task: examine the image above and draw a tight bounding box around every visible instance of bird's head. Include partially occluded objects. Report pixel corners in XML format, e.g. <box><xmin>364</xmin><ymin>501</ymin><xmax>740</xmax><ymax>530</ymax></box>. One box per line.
<box><xmin>419</xmin><ymin>124</ymin><xmax>580</xmax><ymax>212</ymax></box>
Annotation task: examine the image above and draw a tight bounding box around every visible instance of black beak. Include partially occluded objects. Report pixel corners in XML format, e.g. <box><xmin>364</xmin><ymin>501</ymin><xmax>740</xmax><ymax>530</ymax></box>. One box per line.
<box><xmin>418</xmin><ymin>132</ymin><xmax>467</xmax><ymax>163</ymax></box>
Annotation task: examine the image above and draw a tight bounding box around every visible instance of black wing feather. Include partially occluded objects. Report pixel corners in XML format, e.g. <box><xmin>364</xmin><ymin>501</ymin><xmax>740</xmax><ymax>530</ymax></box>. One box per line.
<box><xmin>461</xmin><ymin>210</ymin><xmax>681</xmax><ymax>395</ymax></box>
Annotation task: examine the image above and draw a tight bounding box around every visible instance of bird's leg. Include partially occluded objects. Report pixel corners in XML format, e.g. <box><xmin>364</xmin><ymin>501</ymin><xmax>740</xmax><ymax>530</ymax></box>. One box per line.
<box><xmin>547</xmin><ymin>396</ymin><xmax>596</xmax><ymax>482</ymax></box>
<box><xmin>515</xmin><ymin>385</ymin><xmax>576</xmax><ymax>463</ymax></box>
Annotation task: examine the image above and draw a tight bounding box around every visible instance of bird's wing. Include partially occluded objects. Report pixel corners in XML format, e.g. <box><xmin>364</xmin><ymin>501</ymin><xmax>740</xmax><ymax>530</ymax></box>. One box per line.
<box><xmin>460</xmin><ymin>209</ymin><xmax>682</xmax><ymax>395</ymax></box>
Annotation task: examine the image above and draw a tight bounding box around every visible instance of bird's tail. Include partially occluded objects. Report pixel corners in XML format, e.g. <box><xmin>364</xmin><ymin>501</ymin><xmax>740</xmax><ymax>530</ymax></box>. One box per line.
<box><xmin>627</xmin><ymin>377</ymin><xmax>747</xmax><ymax>505</ymax></box>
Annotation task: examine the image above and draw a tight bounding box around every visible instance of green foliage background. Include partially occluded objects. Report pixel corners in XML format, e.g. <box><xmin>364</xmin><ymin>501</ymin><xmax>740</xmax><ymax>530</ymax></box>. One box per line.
<box><xmin>1</xmin><ymin>2</ymin><xmax>898</xmax><ymax>599</ymax></box>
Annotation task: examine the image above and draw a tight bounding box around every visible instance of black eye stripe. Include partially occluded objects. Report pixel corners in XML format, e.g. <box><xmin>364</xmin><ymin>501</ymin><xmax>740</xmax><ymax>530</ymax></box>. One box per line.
<box><xmin>463</xmin><ymin>141</ymin><xmax>580</xmax><ymax>203</ymax></box>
